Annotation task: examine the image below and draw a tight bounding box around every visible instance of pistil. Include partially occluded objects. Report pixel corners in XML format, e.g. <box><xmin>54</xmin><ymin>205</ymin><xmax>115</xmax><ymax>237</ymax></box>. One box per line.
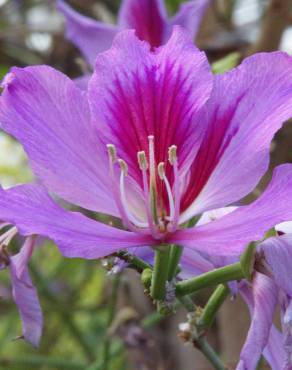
<box><xmin>148</xmin><ymin>136</ymin><xmax>159</xmax><ymax>225</ymax></box>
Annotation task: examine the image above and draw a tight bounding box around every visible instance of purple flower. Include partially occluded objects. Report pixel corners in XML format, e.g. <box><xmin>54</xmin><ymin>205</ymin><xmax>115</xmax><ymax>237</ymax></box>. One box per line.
<box><xmin>238</xmin><ymin>233</ymin><xmax>292</xmax><ymax>370</ymax></box>
<box><xmin>0</xmin><ymin>28</ymin><xmax>292</xmax><ymax>271</ymax></box>
<box><xmin>0</xmin><ymin>225</ymin><xmax>42</xmax><ymax>347</ymax></box>
<box><xmin>57</xmin><ymin>0</ymin><xmax>210</xmax><ymax>67</ymax></box>
<box><xmin>1</xmin><ymin>27</ymin><xmax>292</xmax><ymax>348</ymax></box>
<box><xmin>238</xmin><ymin>273</ymin><xmax>284</xmax><ymax>370</ymax></box>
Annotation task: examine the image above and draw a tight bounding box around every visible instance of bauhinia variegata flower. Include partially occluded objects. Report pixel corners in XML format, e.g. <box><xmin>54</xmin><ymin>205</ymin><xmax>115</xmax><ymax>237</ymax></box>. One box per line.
<box><xmin>1</xmin><ymin>27</ymin><xmax>292</xmax><ymax>348</ymax></box>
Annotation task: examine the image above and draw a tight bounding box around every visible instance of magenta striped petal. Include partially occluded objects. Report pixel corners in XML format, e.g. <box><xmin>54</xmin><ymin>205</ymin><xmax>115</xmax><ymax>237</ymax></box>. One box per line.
<box><xmin>118</xmin><ymin>0</ymin><xmax>167</xmax><ymax>48</ymax></box>
<box><xmin>171</xmin><ymin>164</ymin><xmax>292</xmax><ymax>256</ymax></box>
<box><xmin>89</xmin><ymin>27</ymin><xmax>212</xmax><ymax>187</ymax></box>
<box><xmin>180</xmin><ymin>52</ymin><xmax>292</xmax><ymax>221</ymax></box>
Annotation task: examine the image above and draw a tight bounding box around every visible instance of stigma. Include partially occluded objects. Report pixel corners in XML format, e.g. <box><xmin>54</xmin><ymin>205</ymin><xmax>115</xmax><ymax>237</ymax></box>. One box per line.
<box><xmin>107</xmin><ymin>136</ymin><xmax>181</xmax><ymax>239</ymax></box>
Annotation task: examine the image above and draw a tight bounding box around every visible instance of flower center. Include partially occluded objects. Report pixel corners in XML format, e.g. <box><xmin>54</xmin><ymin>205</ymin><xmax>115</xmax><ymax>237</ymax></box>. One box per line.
<box><xmin>107</xmin><ymin>136</ymin><xmax>181</xmax><ymax>239</ymax></box>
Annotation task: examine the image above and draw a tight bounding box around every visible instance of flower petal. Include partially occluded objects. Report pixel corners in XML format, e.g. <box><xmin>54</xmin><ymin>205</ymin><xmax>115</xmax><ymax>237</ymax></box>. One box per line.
<box><xmin>0</xmin><ymin>65</ymin><xmax>117</xmax><ymax>216</ymax></box>
<box><xmin>172</xmin><ymin>164</ymin><xmax>292</xmax><ymax>256</ymax></box>
<box><xmin>169</xmin><ymin>0</ymin><xmax>210</xmax><ymax>40</ymax></box>
<box><xmin>180</xmin><ymin>52</ymin><xmax>292</xmax><ymax>222</ymax></box>
<box><xmin>238</xmin><ymin>273</ymin><xmax>277</xmax><ymax>370</ymax></box>
<box><xmin>0</xmin><ymin>184</ymin><xmax>154</xmax><ymax>259</ymax></box>
<box><xmin>258</xmin><ymin>234</ymin><xmax>292</xmax><ymax>297</ymax></box>
<box><xmin>57</xmin><ymin>0</ymin><xmax>119</xmax><ymax>66</ymax></box>
<box><xmin>180</xmin><ymin>248</ymin><xmax>214</xmax><ymax>278</ymax></box>
<box><xmin>117</xmin><ymin>0</ymin><xmax>167</xmax><ymax>48</ymax></box>
<box><xmin>74</xmin><ymin>74</ymin><xmax>91</xmax><ymax>90</ymax></box>
<box><xmin>89</xmin><ymin>27</ymin><xmax>212</xmax><ymax>184</ymax></box>
<box><xmin>263</xmin><ymin>325</ymin><xmax>286</xmax><ymax>370</ymax></box>
<box><xmin>9</xmin><ymin>237</ymin><xmax>42</xmax><ymax>347</ymax></box>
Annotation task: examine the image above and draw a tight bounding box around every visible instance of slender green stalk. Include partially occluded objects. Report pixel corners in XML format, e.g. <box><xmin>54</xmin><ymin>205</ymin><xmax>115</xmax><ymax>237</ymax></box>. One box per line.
<box><xmin>198</xmin><ymin>284</ymin><xmax>230</xmax><ymax>332</ymax></box>
<box><xmin>101</xmin><ymin>273</ymin><xmax>120</xmax><ymax>370</ymax></box>
<box><xmin>150</xmin><ymin>245</ymin><xmax>171</xmax><ymax>300</ymax></box>
<box><xmin>195</xmin><ymin>337</ymin><xmax>226</xmax><ymax>370</ymax></box>
<box><xmin>115</xmin><ymin>251</ymin><xmax>152</xmax><ymax>273</ymax></box>
<box><xmin>167</xmin><ymin>245</ymin><xmax>183</xmax><ymax>281</ymax></box>
<box><xmin>0</xmin><ymin>356</ymin><xmax>86</xmax><ymax>369</ymax></box>
<box><xmin>176</xmin><ymin>262</ymin><xmax>244</xmax><ymax>297</ymax></box>
<box><xmin>178</xmin><ymin>295</ymin><xmax>226</xmax><ymax>370</ymax></box>
<box><xmin>178</xmin><ymin>295</ymin><xmax>196</xmax><ymax>312</ymax></box>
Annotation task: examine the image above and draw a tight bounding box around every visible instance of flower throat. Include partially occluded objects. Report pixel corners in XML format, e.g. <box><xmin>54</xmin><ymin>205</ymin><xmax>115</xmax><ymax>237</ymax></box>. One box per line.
<box><xmin>107</xmin><ymin>136</ymin><xmax>181</xmax><ymax>239</ymax></box>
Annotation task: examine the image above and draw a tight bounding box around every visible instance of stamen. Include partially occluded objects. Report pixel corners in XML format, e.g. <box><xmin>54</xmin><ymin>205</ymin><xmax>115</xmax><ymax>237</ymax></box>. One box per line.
<box><xmin>137</xmin><ymin>151</ymin><xmax>148</xmax><ymax>170</ymax></box>
<box><xmin>158</xmin><ymin>162</ymin><xmax>165</xmax><ymax>180</ymax></box>
<box><xmin>158</xmin><ymin>162</ymin><xmax>175</xmax><ymax>221</ymax></box>
<box><xmin>118</xmin><ymin>159</ymin><xmax>128</xmax><ymax>176</ymax></box>
<box><xmin>106</xmin><ymin>144</ymin><xmax>147</xmax><ymax>233</ymax></box>
<box><xmin>167</xmin><ymin>145</ymin><xmax>180</xmax><ymax>232</ymax></box>
<box><xmin>119</xmin><ymin>159</ymin><xmax>149</xmax><ymax>229</ymax></box>
<box><xmin>107</xmin><ymin>144</ymin><xmax>117</xmax><ymax>164</ymax></box>
<box><xmin>137</xmin><ymin>152</ymin><xmax>161</xmax><ymax>239</ymax></box>
<box><xmin>168</xmin><ymin>145</ymin><xmax>177</xmax><ymax>165</ymax></box>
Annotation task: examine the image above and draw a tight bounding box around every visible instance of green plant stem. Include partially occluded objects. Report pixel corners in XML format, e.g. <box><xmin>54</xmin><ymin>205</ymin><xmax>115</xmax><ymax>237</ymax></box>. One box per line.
<box><xmin>178</xmin><ymin>295</ymin><xmax>196</xmax><ymax>312</ymax></box>
<box><xmin>195</xmin><ymin>337</ymin><xmax>226</xmax><ymax>370</ymax></box>
<box><xmin>178</xmin><ymin>295</ymin><xmax>226</xmax><ymax>370</ymax></box>
<box><xmin>0</xmin><ymin>355</ymin><xmax>86</xmax><ymax>369</ymax></box>
<box><xmin>167</xmin><ymin>245</ymin><xmax>183</xmax><ymax>281</ymax></box>
<box><xmin>176</xmin><ymin>262</ymin><xmax>244</xmax><ymax>297</ymax></box>
<box><xmin>101</xmin><ymin>273</ymin><xmax>120</xmax><ymax>370</ymax></box>
<box><xmin>150</xmin><ymin>245</ymin><xmax>171</xmax><ymax>300</ymax></box>
<box><xmin>198</xmin><ymin>284</ymin><xmax>230</xmax><ymax>332</ymax></box>
<box><xmin>115</xmin><ymin>251</ymin><xmax>152</xmax><ymax>273</ymax></box>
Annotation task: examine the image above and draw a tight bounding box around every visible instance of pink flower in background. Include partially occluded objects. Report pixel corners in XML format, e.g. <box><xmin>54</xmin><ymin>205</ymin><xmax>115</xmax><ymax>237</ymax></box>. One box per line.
<box><xmin>57</xmin><ymin>0</ymin><xmax>210</xmax><ymax>66</ymax></box>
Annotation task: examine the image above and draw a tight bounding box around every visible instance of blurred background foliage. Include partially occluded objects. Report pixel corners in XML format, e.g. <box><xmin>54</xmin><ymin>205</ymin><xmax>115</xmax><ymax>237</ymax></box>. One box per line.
<box><xmin>0</xmin><ymin>1</ymin><xmax>292</xmax><ymax>369</ymax></box>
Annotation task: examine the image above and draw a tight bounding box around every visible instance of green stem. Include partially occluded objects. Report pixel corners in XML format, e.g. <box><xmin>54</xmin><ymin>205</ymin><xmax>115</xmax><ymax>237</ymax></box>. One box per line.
<box><xmin>178</xmin><ymin>295</ymin><xmax>196</xmax><ymax>312</ymax></box>
<box><xmin>101</xmin><ymin>273</ymin><xmax>120</xmax><ymax>370</ymax></box>
<box><xmin>198</xmin><ymin>284</ymin><xmax>230</xmax><ymax>332</ymax></box>
<box><xmin>195</xmin><ymin>337</ymin><xmax>226</xmax><ymax>370</ymax></box>
<box><xmin>178</xmin><ymin>296</ymin><xmax>226</xmax><ymax>370</ymax></box>
<box><xmin>167</xmin><ymin>245</ymin><xmax>183</xmax><ymax>281</ymax></box>
<box><xmin>150</xmin><ymin>245</ymin><xmax>171</xmax><ymax>300</ymax></box>
<box><xmin>0</xmin><ymin>355</ymin><xmax>86</xmax><ymax>369</ymax></box>
<box><xmin>115</xmin><ymin>251</ymin><xmax>152</xmax><ymax>273</ymax></box>
<box><xmin>176</xmin><ymin>262</ymin><xmax>244</xmax><ymax>297</ymax></box>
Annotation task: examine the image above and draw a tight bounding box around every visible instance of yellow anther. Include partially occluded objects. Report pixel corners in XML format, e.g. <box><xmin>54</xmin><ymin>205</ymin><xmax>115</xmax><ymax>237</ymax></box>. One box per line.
<box><xmin>107</xmin><ymin>144</ymin><xmax>117</xmax><ymax>163</ymax></box>
<box><xmin>168</xmin><ymin>145</ymin><xmax>177</xmax><ymax>165</ymax></box>
<box><xmin>158</xmin><ymin>162</ymin><xmax>165</xmax><ymax>180</ymax></box>
<box><xmin>137</xmin><ymin>151</ymin><xmax>148</xmax><ymax>170</ymax></box>
<box><xmin>118</xmin><ymin>159</ymin><xmax>128</xmax><ymax>176</ymax></box>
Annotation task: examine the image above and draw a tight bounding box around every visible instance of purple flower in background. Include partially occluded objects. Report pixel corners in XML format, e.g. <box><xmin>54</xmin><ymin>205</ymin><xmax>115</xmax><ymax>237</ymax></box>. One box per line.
<box><xmin>0</xmin><ymin>226</ymin><xmax>42</xmax><ymax>347</ymax></box>
<box><xmin>0</xmin><ymin>28</ymin><xmax>292</xmax><ymax>277</ymax></box>
<box><xmin>57</xmin><ymin>0</ymin><xmax>210</xmax><ymax>67</ymax></box>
